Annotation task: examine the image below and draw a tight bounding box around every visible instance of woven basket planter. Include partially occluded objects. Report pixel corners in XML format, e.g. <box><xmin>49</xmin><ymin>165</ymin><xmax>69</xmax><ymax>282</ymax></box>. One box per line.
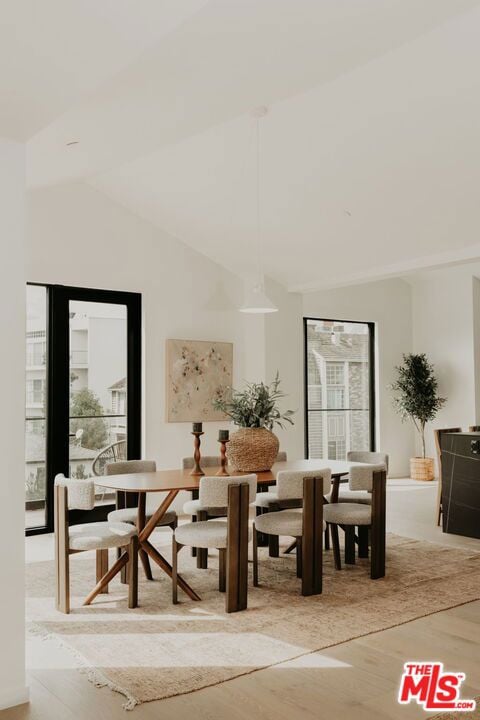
<box><xmin>410</xmin><ymin>456</ymin><xmax>435</xmax><ymax>481</ymax></box>
<box><xmin>226</xmin><ymin>427</ymin><xmax>279</xmax><ymax>472</ymax></box>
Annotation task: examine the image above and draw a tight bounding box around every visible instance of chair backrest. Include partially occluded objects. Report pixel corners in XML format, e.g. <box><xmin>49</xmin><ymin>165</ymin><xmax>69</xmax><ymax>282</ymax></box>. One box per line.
<box><xmin>199</xmin><ymin>474</ymin><xmax>257</xmax><ymax>507</ymax></box>
<box><xmin>54</xmin><ymin>474</ymin><xmax>95</xmax><ymax>510</ymax></box>
<box><xmin>182</xmin><ymin>456</ymin><xmax>219</xmax><ymax>469</ymax></box>
<box><xmin>347</xmin><ymin>451</ymin><xmax>389</xmax><ymax>474</ymax></box>
<box><xmin>469</xmin><ymin>425</ymin><xmax>480</xmax><ymax>432</ymax></box>
<box><xmin>92</xmin><ymin>440</ymin><xmax>127</xmax><ymax>476</ymax></box>
<box><xmin>276</xmin><ymin>451</ymin><xmax>287</xmax><ymax>462</ymax></box>
<box><xmin>349</xmin><ymin>465</ymin><xmax>385</xmax><ymax>492</ymax></box>
<box><xmin>277</xmin><ymin>468</ymin><xmax>331</xmax><ymax>500</ymax></box>
<box><xmin>106</xmin><ymin>459</ymin><xmax>156</xmax><ymax>475</ymax></box>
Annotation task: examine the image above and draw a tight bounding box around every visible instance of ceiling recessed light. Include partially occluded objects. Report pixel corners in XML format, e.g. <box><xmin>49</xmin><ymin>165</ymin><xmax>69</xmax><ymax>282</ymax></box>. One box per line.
<box><xmin>66</xmin><ymin>140</ymin><xmax>79</xmax><ymax>147</ymax></box>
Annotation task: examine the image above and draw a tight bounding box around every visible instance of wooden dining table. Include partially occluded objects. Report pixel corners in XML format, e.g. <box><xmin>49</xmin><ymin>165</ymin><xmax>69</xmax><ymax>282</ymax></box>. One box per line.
<box><xmin>97</xmin><ymin>458</ymin><xmax>363</xmax><ymax>601</ymax></box>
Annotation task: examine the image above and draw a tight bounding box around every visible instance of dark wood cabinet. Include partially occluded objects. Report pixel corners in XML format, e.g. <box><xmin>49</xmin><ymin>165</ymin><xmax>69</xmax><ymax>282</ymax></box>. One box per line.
<box><xmin>441</xmin><ymin>431</ymin><xmax>480</xmax><ymax>539</ymax></box>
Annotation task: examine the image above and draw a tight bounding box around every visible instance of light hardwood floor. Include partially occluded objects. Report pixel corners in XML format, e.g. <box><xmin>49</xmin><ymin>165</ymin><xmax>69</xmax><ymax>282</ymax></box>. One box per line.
<box><xmin>4</xmin><ymin>479</ymin><xmax>480</xmax><ymax>720</ymax></box>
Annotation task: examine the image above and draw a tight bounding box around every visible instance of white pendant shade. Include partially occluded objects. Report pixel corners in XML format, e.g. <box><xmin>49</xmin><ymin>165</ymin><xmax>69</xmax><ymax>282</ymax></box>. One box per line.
<box><xmin>240</xmin><ymin>283</ymin><xmax>278</xmax><ymax>314</ymax></box>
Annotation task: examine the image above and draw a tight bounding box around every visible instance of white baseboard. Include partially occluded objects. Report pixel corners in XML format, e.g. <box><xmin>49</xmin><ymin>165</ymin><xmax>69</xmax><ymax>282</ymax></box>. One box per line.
<box><xmin>0</xmin><ymin>685</ymin><xmax>30</xmax><ymax>711</ymax></box>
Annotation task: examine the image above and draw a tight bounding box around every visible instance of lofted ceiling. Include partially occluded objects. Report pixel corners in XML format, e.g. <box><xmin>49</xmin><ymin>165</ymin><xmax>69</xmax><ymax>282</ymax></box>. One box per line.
<box><xmin>4</xmin><ymin>0</ymin><xmax>480</xmax><ymax>290</ymax></box>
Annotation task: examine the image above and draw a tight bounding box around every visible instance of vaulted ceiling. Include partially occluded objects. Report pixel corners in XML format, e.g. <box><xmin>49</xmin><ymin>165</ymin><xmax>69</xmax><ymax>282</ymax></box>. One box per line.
<box><xmin>4</xmin><ymin>0</ymin><xmax>480</xmax><ymax>290</ymax></box>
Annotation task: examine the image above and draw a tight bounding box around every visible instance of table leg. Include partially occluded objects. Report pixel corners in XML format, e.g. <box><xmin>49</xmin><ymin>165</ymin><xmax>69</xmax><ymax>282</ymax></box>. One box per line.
<box><xmin>138</xmin><ymin>490</ymin><xmax>201</xmax><ymax>602</ymax></box>
<box><xmin>137</xmin><ymin>493</ymin><xmax>153</xmax><ymax>581</ymax></box>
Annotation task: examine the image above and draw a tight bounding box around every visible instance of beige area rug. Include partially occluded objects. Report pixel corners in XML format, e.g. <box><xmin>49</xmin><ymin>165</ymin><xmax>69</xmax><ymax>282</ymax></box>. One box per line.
<box><xmin>27</xmin><ymin>534</ymin><xmax>480</xmax><ymax>710</ymax></box>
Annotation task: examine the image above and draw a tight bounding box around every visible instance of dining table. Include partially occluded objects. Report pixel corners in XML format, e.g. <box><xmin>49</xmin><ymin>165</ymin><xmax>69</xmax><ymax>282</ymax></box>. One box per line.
<box><xmin>97</xmin><ymin>458</ymin><xmax>367</xmax><ymax>601</ymax></box>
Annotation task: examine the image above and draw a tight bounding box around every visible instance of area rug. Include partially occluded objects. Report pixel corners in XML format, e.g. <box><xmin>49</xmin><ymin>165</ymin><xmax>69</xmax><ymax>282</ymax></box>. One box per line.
<box><xmin>26</xmin><ymin>534</ymin><xmax>480</xmax><ymax>710</ymax></box>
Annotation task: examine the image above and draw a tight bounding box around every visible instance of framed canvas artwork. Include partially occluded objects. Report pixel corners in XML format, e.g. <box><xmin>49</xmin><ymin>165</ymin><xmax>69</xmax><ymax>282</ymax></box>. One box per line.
<box><xmin>166</xmin><ymin>339</ymin><xmax>233</xmax><ymax>422</ymax></box>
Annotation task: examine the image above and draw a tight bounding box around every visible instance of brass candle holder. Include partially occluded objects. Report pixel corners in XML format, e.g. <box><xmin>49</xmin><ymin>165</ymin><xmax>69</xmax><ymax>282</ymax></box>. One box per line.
<box><xmin>190</xmin><ymin>431</ymin><xmax>205</xmax><ymax>476</ymax></box>
<box><xmin>216</xmin><ymin>438</ymin><xmax>230</xmax><ymax>476</ymax></box>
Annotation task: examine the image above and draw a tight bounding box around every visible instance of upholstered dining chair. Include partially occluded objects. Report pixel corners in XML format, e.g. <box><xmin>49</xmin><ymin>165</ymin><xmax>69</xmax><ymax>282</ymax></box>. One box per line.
<box><xmin>172</xmin><ymin>475</ymin><xmax>257</xmax><ymax>612</ymax></box>
<box><xmin>182</xmin><ymin>455</ymin><xmax>224</xmax><ymax>568</ymax></box>
<box><xmin>323</xmin><ymin>465</ymin><xmax>387</xmax><ymax>579</ymax></box>
<box><xmin>328</xmin><ymin>451</ymin><xmax>389</xmax><ymax>505</ymax></box>
<box><xmin>253</xmin><ymin>468</ymin><xmax>331</xmax><ymax>596</ymax></box>
<box><xmin>106</xmin><ymin>460</ymin><xmax>177</xmax><ymax>581</ymax></box>
<box><xmin>54</xmin><ymin>474</ymin><xmax>138</xmax><ymax>614</ymax></box>
<box><xmin>434</xmin><ymin>428</ymin><xmax>461</xmax><ymax>526</ymax></box>
<box><xmin>184</xmin><ymin>452</ymin><xmax>288</xmax><ymax>568</ymax></box>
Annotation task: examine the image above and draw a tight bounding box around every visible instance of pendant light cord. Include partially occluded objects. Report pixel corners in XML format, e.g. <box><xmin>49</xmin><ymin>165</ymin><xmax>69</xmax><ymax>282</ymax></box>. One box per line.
<box><xmin>255</xmin><ymin>115</ymin><xmax>263</xmax><ymax>290</ymax></box>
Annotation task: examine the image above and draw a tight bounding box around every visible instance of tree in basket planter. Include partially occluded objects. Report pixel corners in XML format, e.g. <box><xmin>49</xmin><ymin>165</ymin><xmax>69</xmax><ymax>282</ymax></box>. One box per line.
<box><xmin>390</xmin><ymin>353</ymin><xmax>446</xmax><ymax>481</ymax></box>
<box><xmin>213</xmin><ymin>373</ymin><xmax>295</xmax><ymax>472</ymax></box>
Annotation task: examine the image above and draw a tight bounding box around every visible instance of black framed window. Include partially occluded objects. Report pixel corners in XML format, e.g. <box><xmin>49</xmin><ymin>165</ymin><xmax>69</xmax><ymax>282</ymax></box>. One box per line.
<box><xmin>25</xmin><ymin>284</ymin><xmax>141</xmax><ymax>535</ymax></box>
<box><xmin>304</xmin><ymin>317</ymin><xmax>375</xmax><ymax>460</ymax></box>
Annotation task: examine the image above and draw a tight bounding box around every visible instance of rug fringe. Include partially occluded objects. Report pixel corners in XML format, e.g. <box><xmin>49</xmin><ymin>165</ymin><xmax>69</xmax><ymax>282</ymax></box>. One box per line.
<box><xmin>27</xmin><ymin>621</ymin><xmax>140</xmax><ymax>711</ymax></box>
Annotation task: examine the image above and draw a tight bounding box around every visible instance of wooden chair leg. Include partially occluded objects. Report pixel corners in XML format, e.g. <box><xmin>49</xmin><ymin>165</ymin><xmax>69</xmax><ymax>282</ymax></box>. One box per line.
<box><xmin>96</xmin><ymin>549</ymin><xmax>109</xmax><ymax>593</ymax></box>
<box><xmin>296</xmin><ymin>537</ymin><xmax>302</xmax><ymax>578</ymax></box>
<box><xmin>219</xmin><ymin>548</ymin><xmax>226</xmax><ymax>592</ymax></box>
<box><xmin>371</xmin><ymin>470</ymin><xmax>386</xmax><ymax>579</ymax></box>
<box><xmin>324</xmin><ymin>524</ymin><xmax>330</xmax><ymax>551</ymax></box>
<box><xmin>301</xmin><ymin>476</ymin><xmax>323</xmax><ymax>596</ymax></box>
<box><xmin>344</xmin><ymin>526</ymin><xmax>356</xmax><ymax>565</ymax></box>
<box><xmin>196</xmin><ymin>511</ymin><xmax>208</xmax><ymax>569</ymax></box>
<box><xmin>269</xmin><ymin>534</ymin><xmax>279</xmax><ymax>558</ymax></box>
<box><xmin>330</xmin><ymin>523</ymin><xmax>342</xmax><ymax>570</ymax></box>
<box><xmin>253</xmin><ymin>527</ymin><xmax>259</xmax><ymax>587</ymax></box>
<box><xmin>358</xmin><ymin>526</ymin><xmax>369</xmax><ymax>558</ymax></box>
<box><xmin>256</xmin><ymin>505</ymin><xmax>268</xmax><ymax>547</ymax></box>
<box><xmin>128</xmin><ymin>536</ymin><xmax>138</xmax><ymax>609</ymax></box>
<box><xmin>55</xmin><ymin>485</ymin><xmax>70</xmax><ymax>614</ymax></box>
<box><xmin>226</xmin><ymin>483</ymin><xmax>249</xmax><ymax>612</ymax></box>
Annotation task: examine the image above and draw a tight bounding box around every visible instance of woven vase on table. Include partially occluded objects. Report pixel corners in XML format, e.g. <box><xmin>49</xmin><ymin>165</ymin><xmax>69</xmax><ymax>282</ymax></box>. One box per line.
<box><xmin>226</xmin><ymin>427</ymin><xmax>279</xmax><ymax>472</ymax></box>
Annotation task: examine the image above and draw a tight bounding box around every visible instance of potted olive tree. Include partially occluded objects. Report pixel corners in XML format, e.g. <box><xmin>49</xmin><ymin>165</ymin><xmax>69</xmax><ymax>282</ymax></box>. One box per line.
<box><xmin>390</xmin><ymin>353</ymin><xmax>446</xmax><ymax>480</ymax></box>
<box><xmin>213</xmin><ymin>373</ymin><xmax>295</xmax><ymax>472</ymax></box>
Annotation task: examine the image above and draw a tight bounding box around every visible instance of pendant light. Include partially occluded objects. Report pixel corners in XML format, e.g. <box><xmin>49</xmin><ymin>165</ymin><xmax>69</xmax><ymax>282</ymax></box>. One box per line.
<box><xmin>240</xmin><ymin>106</ymin><xmax>278</xmax><ymax>314</ymax></box>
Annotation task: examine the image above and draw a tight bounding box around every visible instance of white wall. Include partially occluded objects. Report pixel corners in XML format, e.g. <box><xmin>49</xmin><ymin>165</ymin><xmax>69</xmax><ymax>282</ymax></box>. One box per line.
<box><xmin>264</xmin><ymin>278</ymin><xmax>304</xmax><ymax>460</ymax></box>
<box><xmin>0</xmin><ymin>139</ymin><xmax>28</xmax><ymax>709</ymax></box>
<box><xmin>410</xmin><ymin>263</ymin><xmax>480</xmax><ymax>461</ymax></box>
<box><xmin>302</xmin><ymin>279</ymin><xmax>415</xmax><ymax>477</ymax></box>
<box><xmin>27</xmin><ymin>183</ymin><xmax>251</xmax><ymax>471</ymax></box>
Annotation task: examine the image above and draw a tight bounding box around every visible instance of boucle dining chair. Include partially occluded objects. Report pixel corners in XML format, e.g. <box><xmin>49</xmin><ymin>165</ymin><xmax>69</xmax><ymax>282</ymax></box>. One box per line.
<box><xmin>106</xmin><ymin>460</ymin><xmax>177</xmax><ymax>581</ymax></box>
<box><xmin>253</xmin><ymin>468</ymin><xmax>331</xmax><ymax>596</ymax></box>
<box><xmin>182</xmin><ymin>456</ymin><xmax>225</xmax><ymax>569</ymax></box>
<box><xmin>172</xmin><ymin>475</ymin><xmax>257</xmax><ymax>612</ymax></box>
<box><xmin>184</xmin><ymin>452</ymin><xmax>288</xmax><ymax>567</ymax></box>
<box><xmin>323</xmin><ymin>465</ymin><xmax>386</xmax><ymax>579</ymax></box>
<box><xmin>328</xmin><ymin>451</ymin><xmax>389</xmax><ymax>505</ymax></box>
<box><xmin>54</xmin><ymin>474</ymin><xmax>138</xmax><ymax>614</ymax></box>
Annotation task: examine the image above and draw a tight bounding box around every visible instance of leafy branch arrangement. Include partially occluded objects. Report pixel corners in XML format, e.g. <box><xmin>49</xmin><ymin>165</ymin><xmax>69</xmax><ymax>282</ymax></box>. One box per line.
<box><xmin>390</xmin><ymin>353</ymin><xmax>446</xmax><ymax>458</ymax></box>
<box><xmin>213</xmin><ymin>373</ymin><xmax>295</xmax><ymax>430</ymax></box>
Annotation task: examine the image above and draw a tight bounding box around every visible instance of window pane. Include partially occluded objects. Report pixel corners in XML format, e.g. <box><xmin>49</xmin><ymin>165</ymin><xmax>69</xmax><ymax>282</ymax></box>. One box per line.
<box><xmin>306</xmin><ymin>319</ymin><xmax>373</xmax><ymax>460</ymax></box>
<box><xmin>69</xmin><ymin>301</ymin><xmax>127</xmax><ymax>503</ymax></box>
<box><xmin>25</xmin><ymin>285</ymin><xmax>47</xmax><ymax>529</ymax></box>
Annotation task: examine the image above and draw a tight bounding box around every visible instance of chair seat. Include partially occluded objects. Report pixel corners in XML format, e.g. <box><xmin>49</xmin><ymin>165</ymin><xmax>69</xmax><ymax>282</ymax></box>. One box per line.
<box><xmin>183</xmin><ymin>498</ymin><xmax>227</xmax><ymax>517</ymax></box>
<box><xmin>326</xmin><ymin>490</ymin><xmax>372</xmax><ymax>505</ymax></box>
<box><xmin>175</xmin><ymin>520</ymin><xmax>253</xmax><ymax>549</ymax></box>
<box><xmin>323</xmin><ymin>503</ymin><xmax>372</xmax><ymax>526</ymax></box>
<box><xmin>255</xmin><ymin>509</ymin><xmax>326</xmax><ymax>538</ymax></box>
<box><xmin>253</xmin><ymin>489</ymin><xmax>278</xmax><ymax>508</ymax></box>
<box><xmin>107</xmin><ymin>507</ymin><xmax>177</xmax><ymax>526</ymax></box>
<box><xmin>69</xmin><ymin>521</ymin><xmax>137</xmax><ymax>551</ymax></box>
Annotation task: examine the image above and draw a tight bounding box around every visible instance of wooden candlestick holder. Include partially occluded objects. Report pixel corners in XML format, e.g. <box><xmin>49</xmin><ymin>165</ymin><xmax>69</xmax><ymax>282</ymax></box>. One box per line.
<box><xmin>216</xmin><ymin>439</ymin><xmax>230</xmax><ymax>476</ymax></box>
<box><xmin>190</xmin><ymin>431</ymin><xmax>205</xmax><ymax>476</ymax></box>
